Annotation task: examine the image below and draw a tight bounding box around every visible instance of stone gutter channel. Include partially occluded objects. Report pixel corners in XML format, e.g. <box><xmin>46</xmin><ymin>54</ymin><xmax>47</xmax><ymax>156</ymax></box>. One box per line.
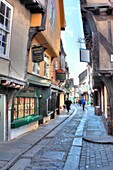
<box><xmin>63</xmin><ymin>113</ymin><xmax>87</xmax><ymax>170</ymax></box>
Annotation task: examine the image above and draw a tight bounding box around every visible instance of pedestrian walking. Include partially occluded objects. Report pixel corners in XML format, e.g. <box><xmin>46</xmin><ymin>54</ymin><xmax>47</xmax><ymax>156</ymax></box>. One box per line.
<box><xmin>81</xmin><ymin>98</ymin><xmax>86</xmax><ymax>111</ymax></box>
<box><xmin>65</xmin><ymin>98</ymin><xmax>71</xmax><ymax>113</ymax></box>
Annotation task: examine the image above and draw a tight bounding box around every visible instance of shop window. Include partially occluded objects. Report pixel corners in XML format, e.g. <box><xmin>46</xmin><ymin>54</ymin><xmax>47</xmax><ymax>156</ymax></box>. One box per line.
<box><xmin>0</xmin><ymin>0</ymin><xmax>13</xmax><ymax>58</ymax></box>
<box><xmin>44</xmin><ymin>61</ymin><xmax>49</xmax><ymax>78</ymax></box>
<box><xmin>13</xmin><ymin>97</ymin><xmax>36</xmax><ymax>120</ymax></box>
<box><xmin>44</xmin><ymin>61</ymin><xmax>47</xmax><ymax>77</ymax></box>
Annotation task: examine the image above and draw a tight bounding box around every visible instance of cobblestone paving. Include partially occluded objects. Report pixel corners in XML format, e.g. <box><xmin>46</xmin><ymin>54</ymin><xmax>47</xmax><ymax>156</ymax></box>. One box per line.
<box><xmin>24</xmin><ymin>110</ymin><xmax>83</xmax><ymax>170</ymax></box>
<box><xmin>79</xmin><ymin>140</ymin><xmax>113</xmax><ymax>170</ymax></box>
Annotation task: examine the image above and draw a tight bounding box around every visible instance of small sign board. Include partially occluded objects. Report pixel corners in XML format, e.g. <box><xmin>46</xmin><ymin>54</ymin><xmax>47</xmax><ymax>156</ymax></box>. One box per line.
<box><xmin>56</xmin><ymin>72</ymin><xmax>66</xmax><ymax>81</ymax></box>
<box><xmin>32</xmin><ymin>46</ymin><xmax>44</xmax><ymax>63</ymax></box>
<box><xmin>80</xmin><ymin>48</ymin><xmax>90</xmax><ymax>63</ymax></box>
<box><xmin>111</xmin><ymin>54</ymin><xmax>113</xmax><ymax>62</ymax></box>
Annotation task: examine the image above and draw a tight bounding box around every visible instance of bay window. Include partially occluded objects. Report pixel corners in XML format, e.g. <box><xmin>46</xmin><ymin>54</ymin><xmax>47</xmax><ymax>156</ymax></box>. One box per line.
<box><xmin>13</xmin><ymin>97</ymin><xmax>36</xmax><ymax>120</ymax></box>
<box><xmin>11</xmin><ymin>96</ymin><xmax>41</xmax><ymax>128</ymax></box>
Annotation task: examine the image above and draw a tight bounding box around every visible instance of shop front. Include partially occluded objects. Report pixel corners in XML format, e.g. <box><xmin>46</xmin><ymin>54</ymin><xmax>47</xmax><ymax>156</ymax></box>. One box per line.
<box><xmin>49</xmin><ymin>84</ymin><xmax>66</xmax><ymax>119</ymax></box>
<box><xmin>10</xmin><ymin>87</ymin><xmax>41</xmax><ymax>139</ymax></box>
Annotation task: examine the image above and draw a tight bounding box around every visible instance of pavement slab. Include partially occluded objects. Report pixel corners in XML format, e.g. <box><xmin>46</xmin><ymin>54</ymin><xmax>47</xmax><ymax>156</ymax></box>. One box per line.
<box><xmin>0</xmin><ymin>152</ymin><xmax>15</xmax><ymax>161</ymax></box>
<box><xmin>0</xmin><ymin>161</ymin><xmax>7</xmax><ymax>168</ymax></box>
<box><xmin>72</xmin><ymin>138</ymin><xmax>82</xmax><ymax>146</ymax></box>
<box><xmin>10</xmin><ymin>158</ymin><xmax>31</xmax><ymax>170</ymax></box>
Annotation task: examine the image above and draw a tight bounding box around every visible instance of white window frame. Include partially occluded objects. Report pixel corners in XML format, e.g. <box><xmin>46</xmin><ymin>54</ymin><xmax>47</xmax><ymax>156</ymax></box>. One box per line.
<box><xmin>32</xmin><ymin>62</ymin><xmax>40</xmax><ymax>75</ymax></box>
<box><xmin>44</xmin><ymin>54</ymin><xmax>50</xmax><ymax>78</ymax></box>
<box><xmin>49</xmin><ymin>1</ymin><xmax>55</xmax><ymax>28</ymax></box>
<box><xmin>0</xmin><ymin>0</ymin><xmax>13</xmax><ymax>59</ymax></box>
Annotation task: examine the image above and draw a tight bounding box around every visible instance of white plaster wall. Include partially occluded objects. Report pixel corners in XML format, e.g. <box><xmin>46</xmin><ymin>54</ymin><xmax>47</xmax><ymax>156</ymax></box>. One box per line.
<box><xmin>5</xmin><ymin>0</ymin><xmax>31</xmax><ymax>81</ymax></box>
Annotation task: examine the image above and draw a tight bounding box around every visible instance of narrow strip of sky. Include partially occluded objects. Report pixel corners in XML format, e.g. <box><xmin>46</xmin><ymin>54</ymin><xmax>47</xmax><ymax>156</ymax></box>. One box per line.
<box><xmin>61</xmin><ymin>0</ymin><xmax>87</xmax><ymax>85</ymax></box>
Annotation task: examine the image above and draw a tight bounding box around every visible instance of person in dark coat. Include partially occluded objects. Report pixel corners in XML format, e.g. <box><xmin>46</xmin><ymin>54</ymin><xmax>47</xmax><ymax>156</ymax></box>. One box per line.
<box><xmin>81</xmin><ymin>98</ymin><xmax>86</xmax><ymax>111</ymax></box>
<box><xmin>65</xmin><ymin>98</ymin><xmax>71</xmax><ymax>112</ymax></box>
<box><xmin>79</xmin><ymin>100</ymin><xmax>82</xmax><ymax>106</ymax></box>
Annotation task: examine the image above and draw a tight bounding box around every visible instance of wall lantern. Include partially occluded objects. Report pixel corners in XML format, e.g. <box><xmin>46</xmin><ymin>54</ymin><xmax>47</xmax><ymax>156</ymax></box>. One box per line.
<box><xmin>38</xmin><ymin>95</ymin><xmax>42</xmax><ymax>98</ymax></box>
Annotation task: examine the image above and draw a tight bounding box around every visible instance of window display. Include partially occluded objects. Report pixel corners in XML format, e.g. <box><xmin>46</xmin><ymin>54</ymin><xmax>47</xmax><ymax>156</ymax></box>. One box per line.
<box><xmin>13</xmin><ymin>97</ymin><xmax>35</xmax><ymax>120</ymax></box>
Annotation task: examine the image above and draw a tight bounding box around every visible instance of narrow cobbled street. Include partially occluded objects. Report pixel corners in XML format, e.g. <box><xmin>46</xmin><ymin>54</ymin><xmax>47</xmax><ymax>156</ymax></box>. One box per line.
<box><xmin>1</xmin><ymin>105</ymin><xmax>113</xmax><ymax>170</ymax></box>
<box><xmin>9</xmin><ymin>105</ymin><xmax>84</xmax><ymax>170</ymax></box>
<box><xmin>24</xmin><ymin>109</ymin><xmax>83</xmax><ymax>170</ymax></box>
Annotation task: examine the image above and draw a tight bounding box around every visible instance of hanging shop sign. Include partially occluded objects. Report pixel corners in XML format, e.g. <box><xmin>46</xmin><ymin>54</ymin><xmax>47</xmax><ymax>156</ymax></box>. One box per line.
<box><xmin>80</xmin><ymin>48</ymin><xmax>90</xmax><ymax>63</ymax></box>
<box><xmin>32</xmin><ymin>46</ymin><xmax>44</xmax><ymax>63</ymax></box>
<box><xmin>65</xmin><ymin>79</ymin><xmax>71</xmax><ymax>88</ymax></box>
<box><xmin>111</xmin><ymin>54</ymin><xmax>113</xmax><ymax>62</ymax></box>
<box><xmin>56</xmin><ymin>72</ymin><xmax>66</xmax><ymax>81</ymax></box>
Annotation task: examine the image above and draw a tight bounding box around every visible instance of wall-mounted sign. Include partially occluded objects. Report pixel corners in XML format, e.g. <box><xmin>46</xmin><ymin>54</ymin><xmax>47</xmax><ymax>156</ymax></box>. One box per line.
<box><xmin>32</xmin><ymin>46</ymin><xmax>44</xmax><ymax>63</ymax></box>
<box><xmin>56</xmin><ymin>72</ymin><xmax>66</xmax><ymax>81</ymax></box>
<box><xmin>80</xmin><ymin>48</ymin><xmax>90</xmax><ymax>63</ymax></box>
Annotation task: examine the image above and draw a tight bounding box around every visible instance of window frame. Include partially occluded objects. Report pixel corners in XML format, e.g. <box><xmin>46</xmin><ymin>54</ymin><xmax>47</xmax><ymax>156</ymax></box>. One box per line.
<box><xmin>12</xmin><ymin>97</ymin><xmax>38</xmax><ymax>122</ymax></box>
<box><xmin>32</xmin><ymin>62</ymin><xmax>40</xmax><ymax>75</ymax></box>
<box><xmin>44</xmin><ymin>54</ymin><xmax>50</xmax><ymax>78</ymax></box>
<box><xmin>0</xmin><ymin>0</ymin><xmax>13</xmax><ymax>59</ymax></box>
<box><xmin>49</xmin><ymin>1</ymin><xmax>55</xmax><ymax>28</ymax></box>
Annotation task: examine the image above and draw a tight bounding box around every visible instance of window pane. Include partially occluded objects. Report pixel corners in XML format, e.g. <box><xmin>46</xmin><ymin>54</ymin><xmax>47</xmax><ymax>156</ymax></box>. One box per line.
<box><xmin>25</xmin><ymin>104</ymin><xmax>29</xmax><ymax>116</ymax></box>
<box><xmin>36</xmin><ymin>63</ymin><xmax>40</xmax><ymax>74</ymax></box>
<box><xmin>33</xmin><ymin>63</ymin><xmax>35</xmax><ymax>72</ymax></box>
<box><xmin>0</xmin><ymin>14</ymin><xmax>4</xmax><ymax>25</ymax></box>
<box><xmin>44</xmin><ymin>62</ymin><xmax>46</xmax><ymax>76</ymax></box>
<box><xmin>6</xmin><ymin>7</ymin><xmax>11</xmax><ymax>19</ymax></box>
<box><xmin>1</xmin><ymin>42</ymin><xmax>6</xmax><ymax>54</ymax></box>
<box><xmin>30</xmin><ymin>98</ymin><xmax>34</xmax><ymax>115</ymax></box>
<box><xmin>0</xmin><ymin>30</ymin><xmax>7</xmax><ymax>55</ymax></box>
<box><xmin>25</xmin><ymin>98</ymin><xmax>29</xmax><ymax>116</ymax></box>
<box><xmin>2</xmin><ymin>31</ymin><xmax>7</xmax><ymax>42</ymax></box>
<box><xmin>50</xmin><ymin>2</ymin><xmax>54</xmax><ymax>27</ymax></box>
<box><xmin>14</xmin><ymin>98</ymin><xmax>17</xmax><ymax>105</ymax></box>
<box><xmin>0</xmin><ymin>2</ymin><xmax>5</xmax><ymax>15</ymax></box>
<box><xmin>5</xmin><ymin>18</ymin><xmax>10</xmax><ymax>30</ymax></box>
<box><xmin>14</xmin><ymin>98</ymin><xmax>18</xmax><ymax>120</ymax></box>
<box><xmin>18</xmin><ymin>98</ymin><xmax>24</xmax><ymax>118</ymax></box>
<box><xmin>0</xmin><ymin>33</ymin><xmax>2</xmax><ymax>43</ymax></box>
<box><xmin>25</xmin><ymin>98</ymin><xmax>29</xmax><ymax>103</ymax></box>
